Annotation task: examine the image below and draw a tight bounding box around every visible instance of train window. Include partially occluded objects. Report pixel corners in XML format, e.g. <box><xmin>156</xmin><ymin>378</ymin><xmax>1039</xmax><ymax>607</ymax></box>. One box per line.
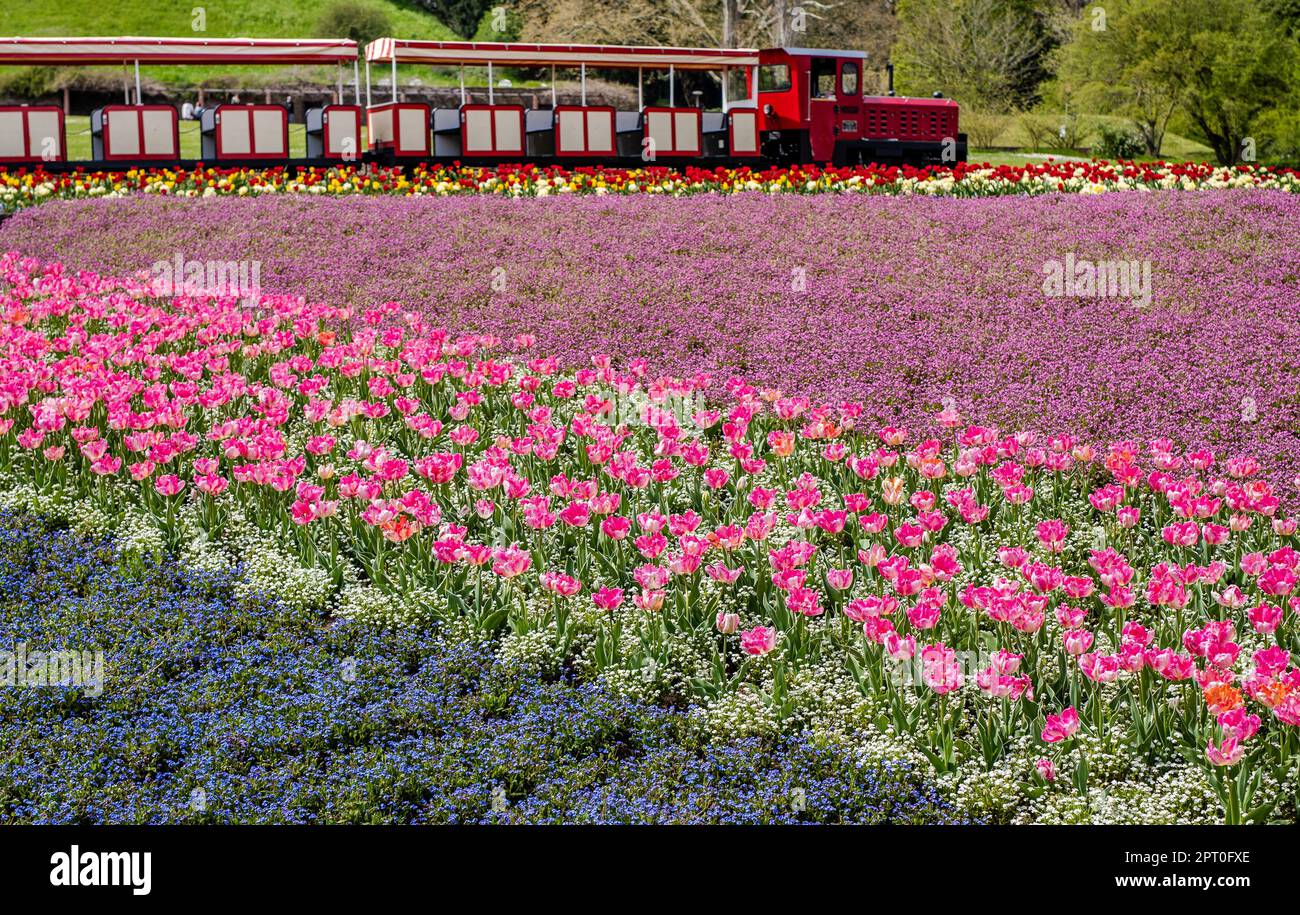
<box><xmin>811</xmin><ymin>58</ymin><xmax>837</xmax><ymax>99</ymax></box>
<box><xmin>841</xmin><ymin>62</ymin><xmax>859</xmax><ymax>95</ymax></box>
<box><xmin>758</xmin><ymin>65</ymin><xmax>791</xmax><ymax>92</ymax></box>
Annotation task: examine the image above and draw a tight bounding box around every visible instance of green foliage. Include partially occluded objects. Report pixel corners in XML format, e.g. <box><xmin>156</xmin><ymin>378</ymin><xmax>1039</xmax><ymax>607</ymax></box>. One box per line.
<box><xmin>0</xmin><ymin>67</ymin><xmax>59</xmax><ymax>101</ymax></box>
<box><xmin>892</xmin><ymin>0</ymin><xmax>1061</xmax><ymax>110</ymax></box>
<box><xmin>1094</xmin><ymin>123</ymin><xmax>1144</xmax><ymax>160</ymax></box>
<box><xmin>1052</xmin><ymin>0</ymin><xmax>1300</xmax><ymax>164</ymax></box>
<box><xmin>415</xmin><ymin>0</ymin><xmax>500</xmax><ymax>39</ymax></box>
<box><xmin>1253</xmin><ymin>108</ymin><xmax>1300</xmax><ymax>166</ymax></box>
<box><xmin>960</xmin><ymin>109</ymin><xmax>1011</xmax><ymax>147</ymax></box>
<box><xmin>1050</xmin><ymin>0</ymin><xmax>1183</xmax><ymax>156</ymax></box>
<box><xmin>1170</xmin><ymin>0</ymin><xmax>1300</xmax><ymax>165</ymax></box>
<box><xmin>472</xmin><ymin>2</ymin><xmax>521</xmax><ymax>41</ymax></box>
<box><xmin>315</xmin><ymin>0</ymin><xmax>393</xmax><ymax>47</ymax></box>
<box><xmin>1261</xmin><ymin>0</ymin><xmax>1300</xmax><ymax>35</ymax></box>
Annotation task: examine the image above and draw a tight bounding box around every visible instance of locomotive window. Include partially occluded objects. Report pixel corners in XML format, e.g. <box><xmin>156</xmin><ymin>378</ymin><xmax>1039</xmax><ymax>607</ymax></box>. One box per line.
<box><xmin>841</xmin><ymin>62</ymin><xmax>859</xmax><ymax>95</ymax></box>
<box><xmin>811</xmin><ymin>58</ymin><xmax>837</xmax><ymax>99</ymax></box>
<box><xmin>758</xmin><ymin>65</ymin><xmax>790</xmax><ymax>92</ymax></box>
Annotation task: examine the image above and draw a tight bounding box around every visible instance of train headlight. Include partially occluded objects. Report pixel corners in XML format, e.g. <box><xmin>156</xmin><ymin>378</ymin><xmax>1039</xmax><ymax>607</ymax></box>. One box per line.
<box><xmin>763</xmin><ymin>104</ymin><xmax>774</xmax><ymax>117</ymax></box>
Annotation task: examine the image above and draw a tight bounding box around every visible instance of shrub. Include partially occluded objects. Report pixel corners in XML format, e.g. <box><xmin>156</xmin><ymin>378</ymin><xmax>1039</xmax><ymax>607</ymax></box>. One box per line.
<box><xmin>959</xmin><ymin>109</ymin><xmax>1010</xmax><ymax>148</ymax></box>
<box><xmin>314</xmin><ymin>1</ymin><xmax>393</xmax><ymax>47</ymax></box>
<box><xmin>1094</xmin><ymin>123</ymin><xmax>1146</xmax><ymax>161</ymax></box>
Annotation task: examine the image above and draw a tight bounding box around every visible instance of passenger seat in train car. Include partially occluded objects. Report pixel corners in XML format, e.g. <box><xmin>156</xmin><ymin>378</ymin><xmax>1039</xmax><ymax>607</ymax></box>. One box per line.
<box><xmin>305</xmin><ymin>106</ymin><xmax>362</xmax><ymax>160</ymax></box>
<box><xmin>460</xmin><ymin>105</ymin><xmax>525</xmax><ymax>157</ymax></box>
<box><xmin>702</xmin><ymin>112</ymin><xmax>727</xmax><ymax>156</ymax></box>
<box><xmin>615</xmin><ymin>110</ymin><xmax>643</xmax><ymax>158</ymax></box>
<box><xmin>90</xmin><ymin>106</ymin><xmax>180</xmax><ymax>162</ymax></box>
<box><xmin>200</xmin><ymin>105</ymin><xmax>289</xmax><ymax>161</ymax></box>
<box><xmin>431</xmin><ymin>108</ymin><xmax>461</xmax><ymax>156</ymax></box>
<box><xmin>525</xmin><ymin>108</ymin><xmax>554</xmax><ymax>157</ymax></box>
<box><xmin>0</xmin><ymin>105</ymin><xmax>65</xmax><ymax>164</ymax></box>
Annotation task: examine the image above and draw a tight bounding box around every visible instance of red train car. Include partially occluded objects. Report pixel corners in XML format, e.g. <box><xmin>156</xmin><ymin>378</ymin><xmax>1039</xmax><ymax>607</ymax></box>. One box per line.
<box><xmin>0</xmin><ymin>35</ymin><xmax>964</xmax><ymax>171</ymax></box>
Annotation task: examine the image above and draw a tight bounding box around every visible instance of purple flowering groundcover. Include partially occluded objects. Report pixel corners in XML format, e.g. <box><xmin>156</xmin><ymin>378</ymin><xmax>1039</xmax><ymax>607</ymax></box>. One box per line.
<box><xmin>3</xmin><ymin>189</ymin><xmax>1296</xmax><ymax>497</ymax></box>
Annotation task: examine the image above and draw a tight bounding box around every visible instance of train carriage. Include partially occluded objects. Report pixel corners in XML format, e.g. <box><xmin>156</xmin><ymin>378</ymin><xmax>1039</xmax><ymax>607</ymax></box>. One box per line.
<box><xmin>361</xmin><ymin>38</ymin><xmax>765</xmax><ymax>165</ymax></box>
<box><xmin>0</xmin><ymin>36</ymin><xmax>362</xmax><ymax>167</ymax></box>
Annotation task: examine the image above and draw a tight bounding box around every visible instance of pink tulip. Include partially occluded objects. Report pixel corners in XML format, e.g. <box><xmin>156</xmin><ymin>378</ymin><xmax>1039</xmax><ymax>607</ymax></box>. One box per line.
<box><xmin>1062</xmin><ymin>629</ymin><xmax>1094</xmax><ymax>656</ymax></box>
<box><xmin>706</xmin><ymin>562</ymin><xmax>743</xmax><ymax>585</ymax></box>
<box><xmin>825</xmin><ymin>568</ymin><xmax>853</xmax><ymax>591</ymax></box>
<box><xmin>1035</xmin><ymin>758</ymin><xmax>1056</xmax><ymax>782</ymax></box>
<box><xmin>491</xmin><ymin>545</ymin><xmax>532</xmax><ymax>579</ymax></box>
<box><xmin>739</xmin><ymin>626</ymin><xmax>777</xmax><ymax>656</ymax></box>
<box><xmin>632</xmin><ymin>589</ymin><xmax>665</xmax><ymax>612</ymax></box>
<box><xmin>1041</xmin><ymin>707</ymin><xmax>1080</xmax><ymax>744</ymax></box>
<box><xmin>1205</xmin><ymin>737</ymin><xmax>1244</xmax><ymax>767</ymax></box>
<box><xmin>155</xmin><ymin>474</ymin><xmax>185</xmax><ymax>496</ymax></box>
<box><xmin>592</xmin><ymin>587</ymin><xmax>624</xmax><ymax>610</ymax></box>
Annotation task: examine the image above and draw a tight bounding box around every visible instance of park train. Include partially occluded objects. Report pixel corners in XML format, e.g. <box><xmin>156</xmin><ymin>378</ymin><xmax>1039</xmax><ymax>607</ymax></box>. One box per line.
<box><xmin>0</xmin><ymin>36</ymin><xmax>966</xmax><ymax>171</ymax></box>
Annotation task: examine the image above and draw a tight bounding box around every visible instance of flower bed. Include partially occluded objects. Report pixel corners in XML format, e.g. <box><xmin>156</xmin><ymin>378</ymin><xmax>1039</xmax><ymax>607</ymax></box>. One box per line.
<box><xmin>4</xmin><ymin>190</ymin><xmax>1299</xmax><ymax>501</ymax></box>
<box><xmin>0</xmin><ymin>513</ymin><xmax>956</xmax><ymax>825</ymax></box>
<box><xmin>1</xmin><ymin>158</ymin><xmax>1297</xmax><ymax>212</ymax></box>
<box><xmin>1</xmin><ymin>253</ymin><xmax>1297</xmax><ymax>823</ymax></box>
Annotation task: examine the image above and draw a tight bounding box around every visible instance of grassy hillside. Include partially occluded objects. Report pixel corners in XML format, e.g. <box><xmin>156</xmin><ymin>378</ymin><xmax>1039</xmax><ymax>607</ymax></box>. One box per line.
<box><xmin>0</xmin><ymin>0</ymin><xmax>456</xmax><ymax>86</ymax></box>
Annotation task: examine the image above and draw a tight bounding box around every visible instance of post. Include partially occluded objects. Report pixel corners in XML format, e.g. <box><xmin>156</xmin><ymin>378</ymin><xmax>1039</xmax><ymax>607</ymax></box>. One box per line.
<box><xmin>551</xmin><ymin>65</ymin><xmax>556</xmax><ymax>108</ymax></box>
<box><xmin>488</xmin><ymin>62</ymin><xmax>494</xmax><ymax>105</ymax></box>
<box><xmin>336</xmin><ymin>63</ymin><xmax>343</xmax><ymax>105</ymax></box>
<box><xmin>580</xmin><ymin>62</ymin><xmax>586</xmax><ymax>106</ymax></box>
<box><xmin>391</xmin><ymin>56</ymin><xmax>397</xmax><ymax>103</ymax></box>
<box><xmin>669</xmin><ymin>65</ymin><xmax>675</xmax><ymax>107</ymax></box>
<box><xmin>721</xmin><ymin>66</ymin><xmax>728</xmax><ymax>110</ymax></box>
<box><xmin>637</xmin><ymin>68</ymin><xmax>643</xmax><ymax>109</ymax></box>
<box><xmin>134</xmin><ymin>59</ymin><xmax>142</xmax><ymax>105</ymax></box>
<box><xmin>460</xmin><ymin>65</ymin><xmax>466</xmax><ymax>106</ymax></box>
<box><xmin>365</xmin><ymin>59</ymin><xmax>372</xmax><ymax>108</ymax></box>
<box><xmin>354</xmin><ymin>59</ymin><xmax>361</xmax><ymax>106</ymax></box>
<box><xmin>751</xmin><ymin>65</ymin><xmax>758</xmax><ymax>105</ymax></box>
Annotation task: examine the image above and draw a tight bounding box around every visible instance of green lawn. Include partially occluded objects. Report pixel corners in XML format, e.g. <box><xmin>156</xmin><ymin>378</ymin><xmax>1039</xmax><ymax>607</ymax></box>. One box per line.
<box><xmin>978</xmin><ymin>113</ymin><xmax>1214</xmax><ymax>161</ymax></box>
<box><xmin>967</xmin><ymin>149</ymin><xmax>1218</xmax><ymax>167</ymax></box>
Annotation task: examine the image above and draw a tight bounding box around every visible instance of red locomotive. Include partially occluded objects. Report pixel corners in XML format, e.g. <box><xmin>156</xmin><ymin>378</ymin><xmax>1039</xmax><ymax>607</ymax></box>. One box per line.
<box><xmin>0</xmin><ymin>36</ymin><xmax>965</xmax><ymax>170</ymax></box>
<box><xmin>755</xmin><ymin>47</ymin><xmax>963</xmax><ymax>166</ymax></box>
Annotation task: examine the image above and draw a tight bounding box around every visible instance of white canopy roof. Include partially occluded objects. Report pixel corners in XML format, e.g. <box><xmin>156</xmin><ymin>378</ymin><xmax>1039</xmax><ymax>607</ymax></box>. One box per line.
<box><xmin>0</xmin><ymin>37</ymin><xmax>358</xmax><ymax>66</ymax></box>
<box><xmin>365</xmin><ymin>39</ymin><xmax>760</xmax><ymax>70</ymax></box>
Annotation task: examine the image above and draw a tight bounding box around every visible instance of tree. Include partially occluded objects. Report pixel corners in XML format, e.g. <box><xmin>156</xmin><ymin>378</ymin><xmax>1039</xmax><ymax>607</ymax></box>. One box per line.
<box><xmin>515</xmin><ymin>0</ymin><xmax>694</xmax><ymax>45</ymax></box>
<box><xmin>1053</xmin><ymin>0</ymin><xmax>1299</xmax><ymax>164</ymax></box>
<box><xmin>515</xmin><ymin>0</ymin><xmax>856</xmax><ymax>50</ymax></box>
<box><xmin>1174</xmin><ymin>0</ymin><xmax>1300</xmax><ymax>165</ymax></box>
<box><xmin>1051</xmin><ymin>0</ymin><xmax>1183</xmax><ymax>155</ymax></box>
<box><xmin>412</xmin><ymin>1</ymin><xmax>500</xmax><ymax>39</ymax></box>
<box><xmin>314</xmin><ymin>1</ymin><xmax>393</xmax><ymax>48</ymax></box>
<box><xmin>892</xmin><ymin>0</ymin><xmax>1058</xmax><ymax>110</ymax></box>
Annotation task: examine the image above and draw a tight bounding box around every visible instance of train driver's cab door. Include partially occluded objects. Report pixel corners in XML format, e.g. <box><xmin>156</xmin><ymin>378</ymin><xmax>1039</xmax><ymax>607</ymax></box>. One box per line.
<box><xmin>809</xmin><ymin>56</ymin><xmax>862</xmax><ymax>163</ymax></box>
